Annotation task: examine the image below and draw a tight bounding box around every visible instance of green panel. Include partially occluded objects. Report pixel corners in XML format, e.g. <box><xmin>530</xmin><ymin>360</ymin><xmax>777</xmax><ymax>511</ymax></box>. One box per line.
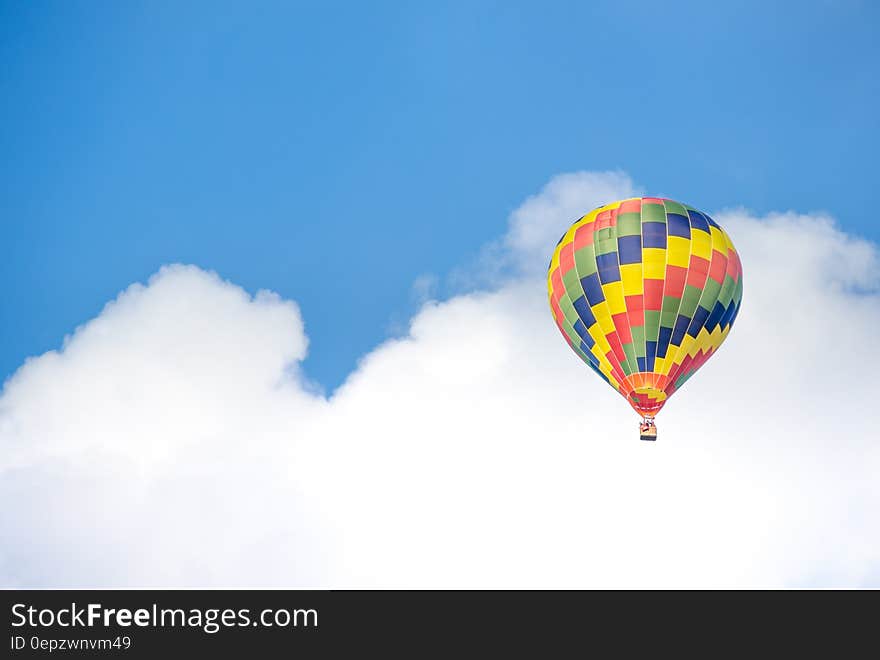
<box><xmin>680</xmin><ymin>284</ymin><xmax>703</xmax><ymax>315</ymax></box>
<box><xmin>616</xmin><ymin>213</ymin><xmax>642</xmax><ymax>236</ymax></box>
<box><xmin>622</xmin><ymin>342</ymin><xmax>638</xmax><ymax>368</ymax></box>
<box><xmin>594</xmin><ymin>238</ymin><xmax>617</xmax><ymax>256</ymax></box>
<box><xmin>700</xmin><ymin>278</ymin><xmax>722</xmax><ymax>307</ymax></box>
<box><xmin>717</xmin><ymin>274</ymin><xmax>736</xmax><ymax>307</ymax></box>
<box><xmin>631</xmin><ymin>325</ymin><xmax>646</xmax><ymax>357</ymax></box>
<box><xmin>574</xmin><ymin>246</ymin><xmax>597</xmax><ymax>276</ymax></box>
<box><xmin>662</xmin><ymin>200</ymin><xmax>688</xmax><ymax>216</ymax></box>
<box><xmin>640</xmin><ymin>203</ymin><xmax>666</xmax><ymax>223</ymax></box>
<box><xmin>563</xmin><ymin>322</ymin><xmax>582</xmax><ymax>349</ymax></box>
<box><xmin>562</xmin><ymin>268</ymin><xmax>580</xmax><ymax>297</ymax></box>
<box><xmin>559</xmin><ymin>295</ymin><xmax>580</xmax><ymax>327</ymax></box>
<box><xmin>571</xmin><ymin>338</ymin><xmax>591</xmax><ymax>364</ymax></box>
<box><xmin>644</xmin><ymin>310</ymin><xmax>661</xmax><ymax>343</ymax></box>
<box><xmin>660</xmin><ymin>296</ymin><xmax>680</xmax><ymax>327</ymax></box>
<box><xmin>620</xmin><ymin>360</ymin><xmax>634</xmax><ymax>376</ymax></box>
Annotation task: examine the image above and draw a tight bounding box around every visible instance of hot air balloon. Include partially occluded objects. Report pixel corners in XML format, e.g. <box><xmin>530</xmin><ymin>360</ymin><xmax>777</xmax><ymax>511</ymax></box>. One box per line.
<box><xmin>547</xmin><ymin>198</ymin><xmax>743</xmax><ymax>441</ymax></box>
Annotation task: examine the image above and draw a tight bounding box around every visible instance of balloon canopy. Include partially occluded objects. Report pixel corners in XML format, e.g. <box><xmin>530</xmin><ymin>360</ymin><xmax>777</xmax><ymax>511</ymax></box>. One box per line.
<box><xmin>547</xmin><ymin>197</ymin><xmax>743</xmax><ymax>418</ymax></box>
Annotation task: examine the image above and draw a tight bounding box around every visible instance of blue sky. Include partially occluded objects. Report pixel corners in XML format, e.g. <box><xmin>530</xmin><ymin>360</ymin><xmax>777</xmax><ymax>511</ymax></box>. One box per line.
<box><xmin>2</xmin><ymin>0</ymin><xmax>878</xmax><ymax>391</ymax></box>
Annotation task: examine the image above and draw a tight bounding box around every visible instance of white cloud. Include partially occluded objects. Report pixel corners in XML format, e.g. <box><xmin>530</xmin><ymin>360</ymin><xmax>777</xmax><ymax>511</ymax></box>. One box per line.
<box><xmin>449</xmin><ymin>170</ymin><xmax>638</xmax><ymax>289</ymax></box>
<box><xmin>1</xmin><ymin>174</ymin><xmax>878</xmax><ymax>587</ymax></box>
<box><xmin>505</xmin><ymin>170</ymin><xmax>639</xmax><ymax>273</ymax></box>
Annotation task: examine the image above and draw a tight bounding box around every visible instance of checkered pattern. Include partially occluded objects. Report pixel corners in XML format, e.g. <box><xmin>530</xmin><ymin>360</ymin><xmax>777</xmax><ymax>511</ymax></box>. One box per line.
<box><xmin>547</xmin><ymin>197</ymin><xmax>743</xmax><ymax>417</ymax></box>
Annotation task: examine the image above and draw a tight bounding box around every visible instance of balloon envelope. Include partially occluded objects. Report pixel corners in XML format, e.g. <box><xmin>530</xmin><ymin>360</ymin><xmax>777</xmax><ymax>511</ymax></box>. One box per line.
<box><xmin>547</xmin><ymin>197</ymin><xmax>743</xmax><ymax>417</ymax></box>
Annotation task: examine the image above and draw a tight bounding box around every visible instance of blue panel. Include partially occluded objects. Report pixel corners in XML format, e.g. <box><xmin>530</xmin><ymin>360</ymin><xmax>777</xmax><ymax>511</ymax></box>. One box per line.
<box><xmin>657</xmin><ymin>326</ymin><xmax>673</xmax><ymax>358</ymax></box>
<box><xmin>670</xmin><ymin>313</ymin><xmax>691</xmax><ymax>346</ymax></box>
<box><xmin>581</xmin><ymin>340</ymin><xmax>597</xmax><ymax>355</ymax></box>
<box><xmin>646</xmin><ymin>340</ymin><xmax>657</xmax><ymax>371</ymax></box>
<box><xmin>705</xmin><ymin>301</ymin><xmax>726</xmax><ymax>333</ymax></box>
<box><xmin>687</xmin><ymin>305</ymin><xmax>711</xmax><ymax>337</ymax></box>
<box><xmin>667</xmin><ymin>213</ymin><xmax>691</xmax><ymax>238</ymax></box>
<box><xmin>729</xmin><ymin>302</ymin><xmax>742</xmax><ymax>327</ymax></box>
<box><xmin>687</xmin><ymin>210</ymin><xmax>710</xmax><ymax>234</ymax></box>
<box><xmin>579</xmin><ymin>273</ymin><xmax>605</xmax><ymax>306</ymax></box>
<box><xmin>636</xmin><ymin>356</ymin><xmax>647</xmax><ymax>371</ymax></box>
<box><xmin>719</xmin><ymin>299</ymin><xmax>736</xmax><ymax>330</ymax></box>
<box><xmin>641</xmin><ymin>221</ymin><xmax>667</xmax><ymax>249</ymax></box>
<box><xmin>596</xmin><ymin>252</ymin><xmax>621</xmax><ymax>283</ymax></box>
<box><xmin>572</xmin><ymin>297</ymin><xmax>596</xmax><ymax>328</ymax></box>
<box><xmin>617</xmin><ymin>235</ymin><xmax>642</xmax><ymax>264</ymax></box>
<box><xmin>705</xmin><ymin>214</ymin><xmax>720</xmax><ymax>229</ymax></box>
<box><xmin>579</xmin><ymin>330</ymin><xmax>596</xmax><ymax>350</ymax></box>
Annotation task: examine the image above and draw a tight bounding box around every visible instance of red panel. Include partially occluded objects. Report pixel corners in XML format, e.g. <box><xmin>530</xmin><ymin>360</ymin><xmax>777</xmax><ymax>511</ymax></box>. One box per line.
<box><xmin>625</xmin><ymin>295</ymin><xmax>644</xmax><ymax>327</ymax></box>
<box><xmin>686</xmin><ymin>256</ymin><xmax>710</xmax><ymax>288</ymax></box>
<box><xmin>574</xmin><ymin>223</ymin><xmax>594</xmax><ymax>249</ymax></box>
<box><xmin>607</xmin><ymin>332</ymin><xmax>627</xmax><ymax>364</ymax></box>
<box><xmin>671</xmin><ymin>354</ymin><xmax>694</xmax><ymax>384</ymax></box>
<box><xmin>627</xmin><ymin>308</ymin><xmax>644</xmax><ymax>328</ymax></box>
<box><xmin>643</xmin><ymin>279</ymin><xmax>664</xmax><ymax>311</ymax></box>
<box><xmin>559</xmin><ymin>326</ymin><xmax>573</xmax><ymax>348</ymax></box>
<box><xmin>605</xmin><ymin>351</ymin><xmax>626</xmax><ymax>384</ymax></box>
<box><xmin>725</xmin><ymin>248</ymin><xmax>738</xmax><ymax>279</ymax></box>
<box><xmin>666</xmin><ymin>345</ymin><xmax>716</xmax><ymax>393</ymax></box>
<box><xmin>708</xmin><ymin>249</ymin><xmax>728</xmax><ymax>284</ymax></box>
<box><xmin>689</xmin><ymin>254</ymin><xmax>710</xmax><ymax>274</ymax></box>
<box><xmin>731</xmin><ymin>250</ymin><xmax>743</xmax><ymax>281</ymax></box>
<box><xmin>665</xmin><ymin>265</ymin><xmax>687</xmax><ymax>298</ymax></box>
<box><xmin>641</xmin><ymin>197</ymin><xmax>665</xmax><ymax>205</ymax></box>
<box><xmin>551</xmin><ymin>269</ymin><xmax>564</xmax><ymax>304</ymax></box>
<box><xmin>550</xmin><ymin>296</ymin><xmax>564</xmax><ymax>324</ymax></box>
<box><xmin>618</xmin><ymin>199</ymin><xmax>642</xmax><ymax>214</ymax></box>
<box><xmin>595</xmin><ymin>210</ymin><xmax>613</xmax><ymax>230</ymax></box>
<box><xmin>612</xmin><ymin>313</ymin><xmax>632</xmax><ymax>344</ymax></box>
<box><xmin>624</xmin><ymin>294</ymin><xmax>644</xmax><ymax>312</ymax></box>
<box><xmin>559</xmin><ymin>242</ymin><xmax>575</xmax><ymax>274</ymax></box>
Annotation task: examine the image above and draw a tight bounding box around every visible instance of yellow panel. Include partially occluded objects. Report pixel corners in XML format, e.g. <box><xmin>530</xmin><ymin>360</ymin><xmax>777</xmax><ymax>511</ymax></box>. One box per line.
<box><xmin>596</xmin><ymin>314</ymin><xmax>615</xmax><ymax>336</ymax></box>
<box><xmin>672</xmin><ymin>334</ymin><xmax>696</xmax><ymax>366</ymax></box>
<box><xmin>592</xmin><ymin>332</ymin><xmax>612</xmax><ymax>356</ymax></box>
<box><xmin>592</xmin><ymin>300</ymin><xmax>611</xmax><ymax>322</ymax></box>
<box><xmin>667</xmin><ymin>236</ymin><xmax>691</xmax><ymax>267</ymax></box>
<box><xmin>642</xmin><ymin>248</ymin><xmax>666</xmax><ymax>279</ymax></box>
<box><xmin>691</xmin><ymin>230</ymin><xmax>712</xmax><ymax>260</ymax></box>
<box><xmin>709</xmin><ymin>226</ymin><xmax>725</xmax><ymax>253</ymax></box>
<box><xmin>602</xmin><ymin>281</ymin><xmax>626</xmax><ymax>315</ymax></box>
<box><xmin>620</xmin><ymin>264</ymin><xmax>644</xmax><ymax>296</ymax></box>
<box><xmin>653</xmin><ymin>355</ymin><xmax>671</xmax><ymax>376</ymax></box>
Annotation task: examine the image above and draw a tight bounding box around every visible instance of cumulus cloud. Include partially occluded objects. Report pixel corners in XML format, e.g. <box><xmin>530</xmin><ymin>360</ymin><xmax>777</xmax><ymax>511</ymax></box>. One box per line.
<box><xmin>505</xmin><ymin>170</ymin><xmax>639</xmax><ymax>273</ymax></box>
<box><xmin>1</xmin><ymin>172</ymin><xmax>878</xmax><ymax>587</ymax></box>
<box><xmin>450</xmin><ymin>170</ymin><xmax>638</xmax><ymax>289</ymax></box>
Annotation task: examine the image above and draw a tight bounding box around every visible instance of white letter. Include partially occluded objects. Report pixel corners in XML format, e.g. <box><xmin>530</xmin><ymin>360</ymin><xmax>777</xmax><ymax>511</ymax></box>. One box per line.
<box><xmin>11</xmin><ymin>605</ymin><xmax>26</xmax><ymax>627</ymax></box>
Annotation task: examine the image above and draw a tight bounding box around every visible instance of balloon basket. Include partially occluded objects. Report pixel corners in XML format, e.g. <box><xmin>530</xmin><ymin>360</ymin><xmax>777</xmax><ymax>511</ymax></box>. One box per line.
<box><xmin>639</xmin><ymin>418</ymin><xmax>657</xmax><ymax>442</ymax></box>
